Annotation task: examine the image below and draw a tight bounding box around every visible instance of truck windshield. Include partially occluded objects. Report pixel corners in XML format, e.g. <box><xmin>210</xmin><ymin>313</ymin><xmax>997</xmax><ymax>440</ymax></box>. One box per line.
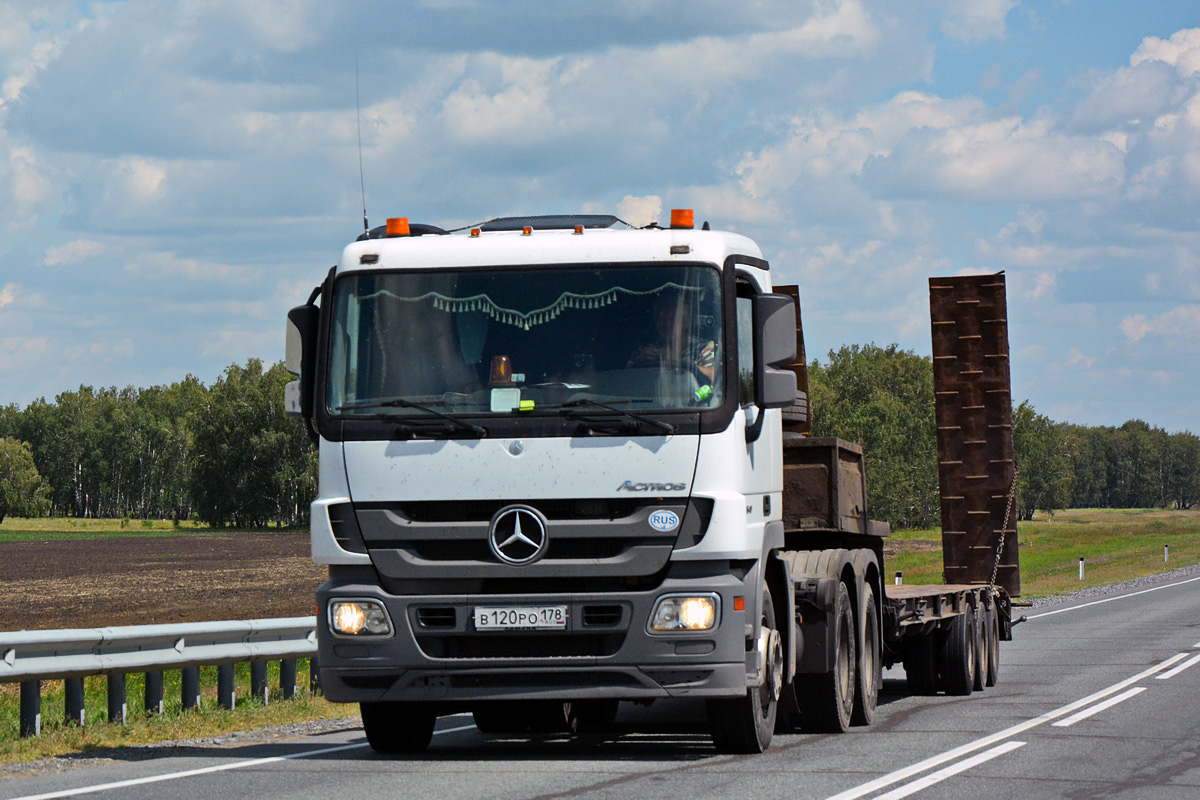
<box><xmin>327</xmin><ymin>264</ymin><xmax>723</xmax><ymax>417</ymax></box>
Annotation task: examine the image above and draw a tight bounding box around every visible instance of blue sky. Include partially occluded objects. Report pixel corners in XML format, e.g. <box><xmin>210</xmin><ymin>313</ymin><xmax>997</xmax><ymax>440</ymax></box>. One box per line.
<box><xmin>0</xmin><ymin>0</ymin><xmax>1197</xmax><ymax>433</ymax></box>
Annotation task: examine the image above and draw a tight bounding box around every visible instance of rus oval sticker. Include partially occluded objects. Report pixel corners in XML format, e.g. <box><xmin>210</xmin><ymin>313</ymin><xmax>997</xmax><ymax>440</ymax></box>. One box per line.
<box><xmin>648</xmin><ymin>509</ymin><xmax>681</xmax><ymax>532</ymax></box>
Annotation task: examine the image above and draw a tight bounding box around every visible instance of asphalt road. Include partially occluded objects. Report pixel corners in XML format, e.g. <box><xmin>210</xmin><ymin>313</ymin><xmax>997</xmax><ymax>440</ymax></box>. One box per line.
<box><xmin>4</xmin><ymin>574</ymin><xmax>1198</xmax><ymax>800</ymax></box>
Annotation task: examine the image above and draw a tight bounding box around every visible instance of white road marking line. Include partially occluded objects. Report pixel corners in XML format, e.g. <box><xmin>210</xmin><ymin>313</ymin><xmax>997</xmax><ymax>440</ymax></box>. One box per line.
<box><xmin>1192</xmin><ymin>641</ymin><xmax>1200</xmax><ymax>650</ymax></box>
<box><xmin>1156</xmin><ymin>652</ymin><xmax>1200</xmax><ymax>680</ymax></box>
<box><xmin>871</xmin><ymin>741</ymin><xmax>1027</xmax><ymax>800</ymax></box>
<box><xmin>823</xmin><ymin>653</ymin><xmax>1188</xmax><ymax>800</ymax></box>
<box><xmin>1026</xmin><ymin>575</ymin><xmax>1200</xmax><ymax>620</ymax></box>
<box><xmin>8</xmin><ymin>723</ymin><xmax>478</xmax><ymax>800</ymax></box>
<box><xmin>1051</xmin><ymin>687</ymin><xmax>1145</xmax><ymax>727</ymax></box>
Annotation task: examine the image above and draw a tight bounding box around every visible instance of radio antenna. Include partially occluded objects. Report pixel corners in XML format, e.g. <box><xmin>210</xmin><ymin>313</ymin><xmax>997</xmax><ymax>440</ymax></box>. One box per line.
<box><xmin>356</xmin><ymin>49</ymin><xmax>369</xmax><ymax>236</ymax></box>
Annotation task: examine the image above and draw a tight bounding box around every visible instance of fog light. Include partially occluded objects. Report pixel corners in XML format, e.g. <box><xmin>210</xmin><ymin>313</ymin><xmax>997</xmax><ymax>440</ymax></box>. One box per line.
<box><xmin>330</xmin><ymin>600</ymin><xmax>392</xmax><ymax>636</ymax></box>
<box><xmin>649</xmin><ymin>594</ymin><xmax>719</xmax><ymax>632</ymax></box>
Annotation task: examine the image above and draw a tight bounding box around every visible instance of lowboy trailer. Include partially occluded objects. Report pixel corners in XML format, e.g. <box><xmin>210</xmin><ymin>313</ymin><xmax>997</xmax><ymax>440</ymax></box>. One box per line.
<box><xmin>284</xmin><ymin>211</ymin><xmax>1019</xmax><ymax>753</ymax></box>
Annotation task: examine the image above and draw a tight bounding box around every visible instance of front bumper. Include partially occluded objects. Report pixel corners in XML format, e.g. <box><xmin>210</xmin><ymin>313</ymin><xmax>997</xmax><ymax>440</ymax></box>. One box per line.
<box><xmin>316</xmin><ymin>563</ymin><xmax>756</xmax><ymax>703</ymax></box>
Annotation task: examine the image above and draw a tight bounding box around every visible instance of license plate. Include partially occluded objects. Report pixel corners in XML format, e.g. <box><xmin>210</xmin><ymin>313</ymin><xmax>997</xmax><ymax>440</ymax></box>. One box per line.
<box><xmin>473</xmin><ymin>605</ymin><xmax>568</xmax><ymax>631</ymax></box>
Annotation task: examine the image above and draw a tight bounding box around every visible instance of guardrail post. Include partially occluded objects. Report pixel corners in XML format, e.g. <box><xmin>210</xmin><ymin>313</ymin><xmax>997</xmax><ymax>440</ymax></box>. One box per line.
<box><xmin>218</xmin><ymin>663</ymin><xmax>236</xmax><ymax>710</ymax></box>
<box><xmin>250</xmin><ymin>661</ymin><xmax>268</xmax><ymax>705</ymax></box>
<box><xmin>309</xmin><ymin>657</ymin><xmax>321</xmax><ymax>695</ymax></box>
<box><xmin>108</xmin><ymin>673</ymin><xmax>127</xmax><ymax>724</ymax></box>
<box><xmin>145</xmin><ymin>670</ymin><xmax>164</xmax><ymax>715</ymax></box>
<box><xmin>280</xmin><ymin>659</ymin><xmax>297</xmax><ymax>700</ymax></box>
<box><xmin>182</xmin><ymin>666</ymin><xmax>200</xmax><ymax>710</ymax></box>
<box><xmin>20</xmin><ymin>680</ymin><xmax>41</xmax><ymax>737</ymax></box>
<box><xmin>65</xmin><ymin>677</ymin><xmax>86</xmax><ymax>726</ymax></box>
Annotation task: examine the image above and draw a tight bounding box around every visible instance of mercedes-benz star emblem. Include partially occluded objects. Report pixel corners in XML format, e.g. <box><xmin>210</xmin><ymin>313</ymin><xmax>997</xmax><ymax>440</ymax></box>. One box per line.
<box><xmin>489</xmin><ymin>505</ymin><xmax>548</xmax><ymax>565</ymax></box>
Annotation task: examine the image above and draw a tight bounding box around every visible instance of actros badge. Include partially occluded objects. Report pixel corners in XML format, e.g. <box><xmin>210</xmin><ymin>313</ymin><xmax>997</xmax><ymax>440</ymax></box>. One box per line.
<box><xmin>489</xmin><ymin>505</ymin><xmax>548</xmax><ymax>565</ymax></box>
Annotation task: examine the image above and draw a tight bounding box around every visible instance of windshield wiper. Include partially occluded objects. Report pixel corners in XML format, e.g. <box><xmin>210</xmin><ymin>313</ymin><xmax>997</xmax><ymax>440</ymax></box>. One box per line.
<box><xmin>563</xmin><ymin>399</ymin><xmax>676</xmax><ymax>436</ymax></box>
<box><xmin>337</xmin><ymin>397</ymin><xmax>487</xmax><ymax>438</ymax></box>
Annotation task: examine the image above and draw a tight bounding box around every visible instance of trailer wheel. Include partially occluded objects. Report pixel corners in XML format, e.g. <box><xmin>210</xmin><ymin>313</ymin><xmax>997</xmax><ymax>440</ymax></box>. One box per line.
<box><xmin>798</xmin><ymin>580</ymin><xmax>856</xmax><ymax>732</ymax></box>
<box><xmin>903</xmin><ymin>633</ymin><xmax>939</xmax><ymax>696</ymax></box>
<box><xmin>984</xmin><ymin>603</ymin><xmax>1000</xmax><ymax>687</ymax></box>
<box><xmin>973</xmin><ymin>603</ymin><xmax>988</xmax><ymax>692</ymax></box>
<box><xmin>938</xmin><ymin>605</ymin><xmax>976</xmax><ymax>696</ymax></box>
<box><xmin>706</xmin><ymin>585</ymin><xmax>779</xmax><ymax>753</ymax></box>
<box><xmin>851</xmin><ymin>582</ymin><xmax>880</xmax><ymax>726</ymax></box>
<box><xmin>361</xmin><ymin>701</ymin><xmax>436</xmax><ymax>753</ymax></box>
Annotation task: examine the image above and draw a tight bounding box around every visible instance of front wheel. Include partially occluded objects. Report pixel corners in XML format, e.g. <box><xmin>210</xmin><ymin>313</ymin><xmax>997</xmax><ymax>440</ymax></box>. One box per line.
<box><xmin>707</xmin><ymin>585</ymin><xmax>780</xmax><ymax>753</ymax></box>
<box><xmin>361</xmin><ymin>701</ymin><xmax>436</xmax><ymax>754</ymax></box>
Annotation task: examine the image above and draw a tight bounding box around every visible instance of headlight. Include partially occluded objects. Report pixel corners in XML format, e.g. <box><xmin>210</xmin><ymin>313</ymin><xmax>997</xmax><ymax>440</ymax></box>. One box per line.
<box><xmin>648</xmin><ymin>594</ymin><xmax>719</xmax><ymax>632</ymax></box>
<box><xmin>329</xmin><ymin>600</ymin><xmax>392</xmax><ymax>636</ymax></box>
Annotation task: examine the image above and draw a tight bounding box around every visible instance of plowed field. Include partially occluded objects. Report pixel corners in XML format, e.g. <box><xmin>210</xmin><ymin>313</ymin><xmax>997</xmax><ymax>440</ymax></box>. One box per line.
<box><xmin>2</xmin><ymin>533</ymin><xmax>325</xmax><ymax>631</ymax></box>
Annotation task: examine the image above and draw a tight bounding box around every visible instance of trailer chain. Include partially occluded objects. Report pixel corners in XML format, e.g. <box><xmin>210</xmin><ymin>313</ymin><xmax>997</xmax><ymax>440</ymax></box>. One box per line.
<box><xmin>989</xmin><ymin>464</ymin><xmax>1020</xmax><ymax>592</ymax></box>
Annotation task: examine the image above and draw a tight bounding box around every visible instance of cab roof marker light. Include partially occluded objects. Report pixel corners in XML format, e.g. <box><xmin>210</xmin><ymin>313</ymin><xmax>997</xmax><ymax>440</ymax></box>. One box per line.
<box><xmin>470</xmin><ymin>228</ymin><xmax>481</xmax><ymax>237</ymax></box>
<box><xmin>574</xmin><ymin>225</ymin><xmax>584</xmax><ymax>234</ymax></box>
<box><xmin>522</xmin><ymin>226</ymin><xmax>533</xmax><ymax>235</ymax></box>
<box><xmin>386</xmin><ymin>217</ymin><xmax>410</xmax><ymax>237</ymax></box>
<box><xmin>670</xmin><ymin>209</ymin><xmax>694</xmax><ymax>229</ymax></box>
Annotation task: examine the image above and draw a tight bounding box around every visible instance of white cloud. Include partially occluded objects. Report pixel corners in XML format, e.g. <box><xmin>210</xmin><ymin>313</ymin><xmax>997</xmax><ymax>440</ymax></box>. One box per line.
<box><xmin>1131</xmin><ymin>28</ymin><xmax>1200</xmax><ymax>77</ymax></box>
<box><xmin>614</xmin><ymin>195</ymin><xmax>662</xmax><ymax>228</ymax></box>
<box><xmin>43</xmin><ymin>239</ymin><xmax>105</xmax><ymax>266</ymax></box>
<box><xmin>1119</xmin><ymin>305</ymin><xmax>1200</xmax><ymax>343</ymax></box>
<box><xmin>0</xmin><ymin>282</ymin><xmax>14</xmax><ymax>310</ymax></box>
<box><xmin>931</xmin><ymin>0</ymin><xmax>1017</xmax><ymax>42</ymax></box>
<box><xmin>1065</xmin><ymin>348</ymin><xmax>1096</xmax><ymax>369</ymax></box>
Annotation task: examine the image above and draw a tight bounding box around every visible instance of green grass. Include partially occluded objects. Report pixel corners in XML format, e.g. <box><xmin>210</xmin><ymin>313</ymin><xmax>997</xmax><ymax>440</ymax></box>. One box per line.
<box><xmin>0</xmin><ymin>516</ymin><xmax>302</xmax><ymax>543</ymax></box>
<box><xmin>887</xmin><ymin>508</ymin><xmax>1200</xmax><ymax>598</ymax></box>
<box><xmin>0</xmin><ymin>660</ymin><xmax>353</xmax><ymax>764</ymax></box>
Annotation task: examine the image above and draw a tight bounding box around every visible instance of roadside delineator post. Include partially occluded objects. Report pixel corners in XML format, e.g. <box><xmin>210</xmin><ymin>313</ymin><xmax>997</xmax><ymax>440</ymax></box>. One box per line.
<box><xmin>895</xmin><ymin>571</ymin><xmax>903</xmax><ymax>585</ymax></box>
<box><xmin>1164</xmin><ymin>544</ymin><xmax>1169</xmax><ymax>563</ymax></box>
<box><xmin>1079</xmin><ymin>557</ymin><xmax>1085</xmax><ymax>581</ymax></box>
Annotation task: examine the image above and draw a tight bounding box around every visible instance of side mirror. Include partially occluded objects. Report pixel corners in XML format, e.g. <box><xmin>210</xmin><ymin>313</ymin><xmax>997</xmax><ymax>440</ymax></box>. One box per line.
<box><xmin>753</xmin><ymin>293</ymin><xmax>798</xmax><ymax>409</ymax></box>
<box><xmin>285</xmin><ymin>305</ymin><xmax>320</xmax><ymax>418</ymax></box>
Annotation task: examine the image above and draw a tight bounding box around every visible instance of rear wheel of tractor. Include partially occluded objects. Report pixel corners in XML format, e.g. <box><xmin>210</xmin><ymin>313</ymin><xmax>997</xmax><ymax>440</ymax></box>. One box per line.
<box><xmin>938</xmin><ymin>605</ymin><xmax>976</xmax><ymax>696</ymax></box>
<box><xmin>798</xmin><ymin>580</ymin><xmax>856</xmax><ymax>733</ymax></box>
<box><xmin>360</xmin><ymin>701</ymin><xmax>436</xmax><ymax>754</ymax></box>
<box><xmin>851</xmin><ymin>582</ymin><xmax>880</xmax><ymax>726</ymax></box>
<box><xmin>984</xmin><ymin>603</ymin><xmax>1000</xmax><ymax>687</ymax></box>
<box><xmin>706</xmin><ymin>585</ymin><xmax>780</xmax><ymax>754</ymax></box>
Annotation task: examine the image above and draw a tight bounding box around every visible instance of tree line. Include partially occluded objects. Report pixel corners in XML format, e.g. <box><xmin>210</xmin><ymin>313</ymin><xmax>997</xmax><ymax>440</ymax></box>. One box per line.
<box><xmin>0</xmin><ymin>359</ymin><xmax>314</xmax><ymax>527</ymax></box>
<box><xmin>808</xmin><ymin>344</ymin><xmax>1199</xmax><ymax>528</ymax></box>
<box><xmin>0</xmin><ymin>346</ymin><xmax>1195</xmax><ymax>530</ymax></box>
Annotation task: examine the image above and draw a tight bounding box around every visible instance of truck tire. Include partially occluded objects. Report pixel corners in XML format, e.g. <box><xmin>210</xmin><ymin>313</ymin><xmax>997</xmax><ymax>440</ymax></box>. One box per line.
<box><xmin>361</xmin><ymin>701</ymin><xmax>436</xmax><ymax>753</ymax></box>
<box><xmin>938</xmin><ymin>605</ymin><xmax>976</xmax><ymax>696</ymax></box>
<box><xmin>706</xmin><ymin>585</ymin><xmax>779</xmax><ymax>753</ymax></box>
<box><xmin>903</xmin><ymin>633</ymin><xmax>939</xmax><ymax>696</ymax></box>
<box><xmin>984</xmin><ymin>602</ymin><xmax>1000</xmax><ymax>687</ymax></box>
<box><xmin>797</xmin><ymin>580</ymin><xmax>855</xmax><ymax>732</ymax></box>
<box><xmin>972</xmin><ymin>603</ymin><xmax>988</xmax><ymax>692</ymax></box>
<box><xmin>851</xmin><ymin>582</ymin><xmax>880</xmax><ymax>726</ymax></box>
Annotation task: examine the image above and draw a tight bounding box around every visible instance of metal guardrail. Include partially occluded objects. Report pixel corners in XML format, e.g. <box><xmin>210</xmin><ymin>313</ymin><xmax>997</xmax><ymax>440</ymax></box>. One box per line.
<box><xmin>1</xmin><ymin>616</ymin><xmax>319</xmax><ymax>738</ymax></box>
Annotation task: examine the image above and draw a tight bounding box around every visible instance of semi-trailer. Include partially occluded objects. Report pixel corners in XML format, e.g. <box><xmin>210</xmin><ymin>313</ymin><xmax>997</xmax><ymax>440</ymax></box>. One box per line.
<box><xmin>284</xmin><ymin>211</ymin><xmax>1019</xmax><ymax>754</ymax></box>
